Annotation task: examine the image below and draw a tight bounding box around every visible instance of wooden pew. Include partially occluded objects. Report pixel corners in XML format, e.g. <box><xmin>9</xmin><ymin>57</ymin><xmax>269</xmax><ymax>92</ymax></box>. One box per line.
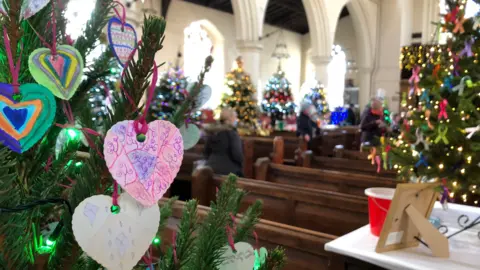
<box><xmin>310</xmin><ymin>127</ymin><xmax>361</xmax><ymax>156</ymax></box>
<box><xmin>300</xmin><ymin>151</ymin><xmax>397</xmax><ymax>178</ymax></box>
<box><xmin>161</xmin><ymin>199</ymin><xmax>346</xmax><ymax>270</ymax></box>
<box><xmin>192</xmin><ymin>167</ymin><xmax>369</xmax><ymax>236</ymax></box>
<box><xmin>255</xmin><ymin>158</ymin><xmax>398</xmax><ymax>197</ymax></box>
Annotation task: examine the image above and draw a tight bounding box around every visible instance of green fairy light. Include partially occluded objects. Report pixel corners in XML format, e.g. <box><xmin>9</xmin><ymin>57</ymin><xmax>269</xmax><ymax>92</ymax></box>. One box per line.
<box><xmin>111</xmin><ymin>205</ymin><xmax>120</xmax><ymax>214</ymax></box>
<box><xmin>75</xmin><ymin>161</ymin><xmax>83</xmax><ymax>167</ymax></box>
<box><xmin>66</xmin><ymin>128</ymin><xmax>79</xmax><ymax>140</ymax></box>
<box><xmin>152</xmin><ymin>237</ymin><xmax>161</xmax><ymax>245</ymax></box>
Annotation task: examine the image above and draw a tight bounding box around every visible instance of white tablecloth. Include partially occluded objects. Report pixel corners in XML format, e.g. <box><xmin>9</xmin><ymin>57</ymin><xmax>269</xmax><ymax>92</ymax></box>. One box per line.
<box><xmin>325</xmin><ymin>202</ymin><xmax>480</xmax><ymax>270</ymax></box>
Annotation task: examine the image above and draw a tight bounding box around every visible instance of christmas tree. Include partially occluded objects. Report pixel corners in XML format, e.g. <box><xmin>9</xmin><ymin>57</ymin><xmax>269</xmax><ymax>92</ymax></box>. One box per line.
<box><xmin>220</xmin><ymin>56</ymin><xmax>258</xmax><ymax>131</ymax></box>
<box><xmin>0</xmin><ymin>1</ymin><xmax>284</xmax><ymax>269</ymax></box>
<box><xmin>389</xmin><ymin>0</ymin><xmax>480</xmax><ymax>205</ymax></box>
<box><xmin>261</xmin><ymin>65</ymin><xmax>296</xmax><ymax>127</ymax></box>
<box><xmin>150</xmin><ymin>52</ymin><xmax>188</xmax><ymax>120</ymax></box>
<box><xmin>302</xmin><ymin>81</ymin><xmax>329</xmax><ymax>115</ymax></box>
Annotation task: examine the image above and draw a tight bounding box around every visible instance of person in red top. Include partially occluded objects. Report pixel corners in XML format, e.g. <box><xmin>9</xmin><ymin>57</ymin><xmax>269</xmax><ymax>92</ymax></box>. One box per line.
<box><xmin>360</xmin><ymin>98</ymin><xmax>390</xmax><ymax>146</ymax></box>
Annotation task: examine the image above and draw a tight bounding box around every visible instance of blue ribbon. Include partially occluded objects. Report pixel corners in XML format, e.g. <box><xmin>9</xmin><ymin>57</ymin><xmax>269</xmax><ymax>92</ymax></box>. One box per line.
<box><xmin>420</xmin><ymin>89</ymin><xmax>430</xmax><ymax>107</ymax></box>
<box><xmin>415</xmin><ymin>153</ymin><xmax>428</xmax><ymax>168</ymax></box>
<box><xmin>443</xmin><ymin>76</ymin><xmax>452</xmax><ymax>90</ymax></box>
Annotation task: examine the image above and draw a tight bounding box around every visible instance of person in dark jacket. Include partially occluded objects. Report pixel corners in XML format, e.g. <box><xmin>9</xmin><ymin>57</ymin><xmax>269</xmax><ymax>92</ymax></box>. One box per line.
<box><xmin>296</xmin><ymin>102</ymin><xmax>320</xmax><ymax>145</ymax></box>
<box><xmin>204</xmin><ymin>108</ymin><xmax>244</xmax><ymax>177</ymax></box>
<box><xmin>360</xmin><ymin>98</ymin><xmax>387</xmax><ymax>146</ymax></box>
<box><xmin>345</xmin><ymin>104</ymin><xmax>357</xmax><ymax>125</ymax></box>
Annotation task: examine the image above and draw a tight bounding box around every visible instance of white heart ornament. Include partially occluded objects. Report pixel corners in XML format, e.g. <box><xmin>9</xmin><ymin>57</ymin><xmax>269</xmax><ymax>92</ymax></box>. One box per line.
<box><xmin>104</xmin><ymin>120</ymin><xmax>184</xmax><ymax>206</ymax></box>
<box><xmin>219</xmin><ymin>242</ymin><xmax>256</xmax><ymax>270</ymax></box>
<box><xmin>187</xmin><ymin>83</ymin><xmax>212</xmax><ymax>110</ymax></box>
<box><xmin>21</xmin><ymin>0</ymin><xmax>50</xmax><ymax>19</ymax></box>
<box><xmin>179</xmin><ymin>124</ymin><xmax>200</xmax><ymax>150</ymax></box>
<box><xmin>72</xmin><ymin>193</ymin><xmax>160</xmax><ymax>270</ymax></box>
<box><xmin>55</xmin><ymin>127</ymin><xmax>88</xmax><ymax>159</ymax></box>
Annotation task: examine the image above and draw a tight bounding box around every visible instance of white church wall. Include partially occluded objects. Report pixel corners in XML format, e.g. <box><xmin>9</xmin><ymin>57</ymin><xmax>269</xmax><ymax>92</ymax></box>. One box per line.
<box><xmin>163</xmin><ymin>0</ymin><xmax>305</xmax><ymax>107</ymax></box>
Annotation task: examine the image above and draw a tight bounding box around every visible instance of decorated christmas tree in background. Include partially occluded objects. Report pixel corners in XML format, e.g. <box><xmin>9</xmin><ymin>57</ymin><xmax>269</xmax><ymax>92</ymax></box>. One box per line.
<box><xmin>390</xmin><ymin>0</ymin><xmax>480</xmax><ymax>205</ymax></box>
<box><xmin>150</xmin><ymin>52</ymin><xmax>188</xmax><ymax>120</ymax></box>
<box><xmin>261</xmin><ymin>65</ymin><xmax>296</xmax><ymax>128</ymax></box>
<box><xmin>302</xmin><ymin>81</ymin><xmax>329</xmax><ymax>115</ymax></box>
<box><xmin>87</xmin><ymin>62</ymin><xmax>121</xmax><ymax>127</ymax></box>
<box><xmin>220</xmin><ymin>56</ymin><xmax>258</xmax><ymax>132</ymax></box>
<box><xmin>0</xmin><ymin>0</ymin><xmax>285</xmax><ymax>269</ymax></box>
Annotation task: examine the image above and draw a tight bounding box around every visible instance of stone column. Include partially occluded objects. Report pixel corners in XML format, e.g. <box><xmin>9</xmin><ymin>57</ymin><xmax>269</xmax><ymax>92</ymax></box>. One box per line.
<box><xmin>372</xmin><ymin>0</ymin><xmax>403</xmax><ymax>111</ymax></box>
<box><xmin>310</xmin><ymin>55</ymin><xmax>331</xmax><ymax>87</ymax></box>
<box><xmin>358</xmin><ymin>67</ymin><xmax>373</xmax><ymax>109</ymax></box>
<box><xmin>237</xmin><ymin>40</ymin><xmax>263</xmax><ymax>92</ymax></box>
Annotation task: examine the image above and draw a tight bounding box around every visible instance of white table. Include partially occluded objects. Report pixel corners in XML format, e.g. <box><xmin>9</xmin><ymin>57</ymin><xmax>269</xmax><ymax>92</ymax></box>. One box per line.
<box><xmin>325</xmin><ymin>202</ymin><xmax>480</xmax><ymax>270</ymax></box>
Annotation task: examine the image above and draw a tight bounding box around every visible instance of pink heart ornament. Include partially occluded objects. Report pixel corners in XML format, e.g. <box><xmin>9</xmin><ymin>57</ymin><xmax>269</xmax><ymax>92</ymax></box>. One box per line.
<box><xmin>104</xmin><ymin>120</ymin><xmax>184</xmax><ymax>206</ymax></box>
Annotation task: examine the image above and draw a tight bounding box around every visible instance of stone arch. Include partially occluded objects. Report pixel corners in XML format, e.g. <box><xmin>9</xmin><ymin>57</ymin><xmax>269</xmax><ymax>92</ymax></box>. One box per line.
<box><xmin>183</xmin><ymin>19</ymin><xmax>225</xmax><ymax>108</ymax></box>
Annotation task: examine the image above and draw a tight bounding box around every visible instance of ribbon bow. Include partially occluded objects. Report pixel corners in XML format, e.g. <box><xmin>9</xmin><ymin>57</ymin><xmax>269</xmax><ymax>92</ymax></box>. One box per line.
<box><xmin>465</xmin><ymin>125</ymin><xmax>480</xmax><ymax>139</ymax></box>
<box><xmin>415</xmin><ymin>153</ymin><xmax>428</xmax><ymax>168</ymax></box>
<box><xmin>409</xmin><ymin>66</ymin><xmax>421</xmax><ymax>84</ymax></box>
<box><xmin>403</xmin><ymin>119</ymin><xmax>411</xmax><ymax>132</ymax></box>
<box><xmin>445</xmin><ymin>6</ymin><xmax>459</xmax><ymax>23</ymax></box>
<box><xmin>433</xmin><ymin>64</ymin><xmax>441</xmax><ymax>78</ymax></box>
<box><xmin>473</xmin><ymin>17</ymin><xmax>480</xmax><ymax>30</ymax></box>
<box><xmin>440</xmin><ymin>179</ymin><xmax>452</xmax><ymax>209</ymax></box>
<box><xmin>443</xmin><ymin>76</ymin><xmax>452</xmax><ymax>90</ymax></box>
<box><xmin>452</xmin><ymin>76</ymin><xmax>471</xmax><ymax>96</ymax></box>
<box><xmin>453</xmin><ymin>16</ymin><xmax>466</xmax><ymax>34</ymax></box>
<box><xmin>424</xmin><ymin>109</ymin><xmax>434</xmax><ymax>130</ymax></box>
<box><xmin>383</xmin><ymin>145</ymin><xmax>391</xmax><ymax>170</ymax></box>
<box><xmin>368</xmin><ymin>148</ymin><xmax>377</xmax><ymax>165</ymax></box>
<box><xmin>452</xmin><ymin>54</ymin><xmax>460</xmax><ymax>76</ymax></box>
<box><xmin>414</xmin><ymin>128</ymin><xmax>430</xmax><ymax>150</ymax></box>
<box><xmin>420</xmin><ymin>89</ymin><xmax>430</xmax><ymax>106</ymax></box>
<box><xmin>459</xmin><ymin>38</ymin><xmax>474</xmax><ymax>58</ymax></box>
<box><xmin>375</xmin><ymin>156</ymin><xmax>381</xmax><ymax>173</ymax></box>
<box><xmin>435</xmin><ymin>126</ymin><xmax>449</xmax><ymax>144</ymax></box>
<box><xmin>438</xmin><ymin>99</ymin><xmax>448</xmax><ymax>120</ymax></box>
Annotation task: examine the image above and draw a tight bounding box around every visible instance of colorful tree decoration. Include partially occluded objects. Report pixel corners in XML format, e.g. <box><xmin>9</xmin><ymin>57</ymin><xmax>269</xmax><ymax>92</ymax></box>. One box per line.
<box><xmin>389</xmin><ymin>0</ymin><xmax>480</xmax><ymax>205</ymax></box>
<box><xmin>151</xmin><ymin>53</ymin><xmax>189</xmax><ymax>120</ymax></box>
<box><xmin>302</xmin><ymin>81</ymin><xmax>329</xmax><ymax>115</ymax></box>
<box><xmin>261</xmin><ymin>66</ymin><xmax>296</xmax><ymax>126</ymax></box>
<box><xmin>220</xmin><ymin>56</ymin><xmax>258</xmax><ymax>132</ymax></box>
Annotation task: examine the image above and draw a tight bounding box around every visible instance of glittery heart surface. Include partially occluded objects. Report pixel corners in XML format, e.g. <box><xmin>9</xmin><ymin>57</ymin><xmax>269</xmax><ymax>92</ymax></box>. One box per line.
<box><xmin>0</xmin><ymin>83</ymin><xmax>56</xmax><ymax>153</ymax></box>
<box><xmin>29</xmin><ymin>45</ymin><xmax>84</xmax><ymax>100</ymax></box>
<box><xmin>104</xmin><ymin>120</ymin><xmax>184</xmax><ymax>206</ymax></box>
<box><xmin>72</xmin><ymin>194</ymin><xmax>160</xmax><ymax>270</ymax></box>
<box><xmin>107</xmin><ymin>17</ymin><xmax>137</xmax><ymax>66</ymax></box>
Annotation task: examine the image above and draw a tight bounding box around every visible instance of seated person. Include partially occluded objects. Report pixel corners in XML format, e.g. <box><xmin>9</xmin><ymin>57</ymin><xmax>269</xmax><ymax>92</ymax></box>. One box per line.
<box><xmin>204</xmin><ymin>108</ymin><xmax>244</xmax><ymax>177</ymax></box>
<box><xmin>360</xmin><ymin>98</ymin><xmax>389</xmax><ymax>146</ymax></box>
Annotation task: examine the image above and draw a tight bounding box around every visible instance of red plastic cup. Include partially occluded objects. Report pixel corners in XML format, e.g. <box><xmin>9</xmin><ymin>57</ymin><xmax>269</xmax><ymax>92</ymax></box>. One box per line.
<box><xmin>364</xmin><ymin>188</ymin><xmax>395</xmax><ymax>236</ymax></box>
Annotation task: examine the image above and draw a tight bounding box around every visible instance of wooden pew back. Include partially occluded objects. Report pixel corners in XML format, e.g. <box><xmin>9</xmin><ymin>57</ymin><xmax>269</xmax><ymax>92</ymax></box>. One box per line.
<box><xmin>300</xmin><ymin>151</ymin><xmax>397</xmax><ymax>178</ymax></box>
<box><xmin>255</xmin><ymin>158</ymin><xmax>398</xmax><ymax>197</ymax></box>
<box><xmin>162</xmin><ymin>200</ymin><xmax>344</xmax><ymax>270</ymax></box>
<box><xmin>192</xmin><ymin>167</ymin><xmax>369</xmax><ymax>236</ymax></box>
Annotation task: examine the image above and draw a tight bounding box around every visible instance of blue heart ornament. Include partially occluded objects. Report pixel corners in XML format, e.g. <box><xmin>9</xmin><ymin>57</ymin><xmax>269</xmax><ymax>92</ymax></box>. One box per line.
<box><xmin>0</xmin><ymin>83</ymin><xmax>56</xmax><ymax>153</ymax></box>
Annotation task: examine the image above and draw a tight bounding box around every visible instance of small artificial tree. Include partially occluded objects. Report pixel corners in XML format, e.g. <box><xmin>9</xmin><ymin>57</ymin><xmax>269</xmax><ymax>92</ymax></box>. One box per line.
<box><xmin>220</xmin><ymin>56</ymin><xmax>258</xmax><ymax>132</ymax></box>
<box><xmin>389</xmin><ymin>0</ymin><xmax>480</xmax><ymax>205</ymax></box>
<box><xmin>261</xmin><ymin>65</ymin><xmax>296</xmax><ymax>128</ymax></box>
<box><xmin>302</xmin><ymin>81</ymin><xmax>329</xmax><ymax>116</ymax></box>
<box><xmin>150</xmin><ymin>52</ymin><xmax>188</xmax><ymax>120</ymax></box>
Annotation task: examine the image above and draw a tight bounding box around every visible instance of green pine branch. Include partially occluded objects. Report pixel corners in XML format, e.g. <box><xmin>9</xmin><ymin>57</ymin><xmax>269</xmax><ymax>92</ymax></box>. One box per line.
<box><xmin>259</xmin><ymin>247</ymin><xmax>286</xmax><ymax>270</ymax></box>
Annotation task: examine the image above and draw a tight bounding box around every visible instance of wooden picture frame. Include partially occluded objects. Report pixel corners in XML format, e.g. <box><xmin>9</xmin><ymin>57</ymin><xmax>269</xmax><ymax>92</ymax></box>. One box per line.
<box><xmin>375</xmin><ymin>183</ymin><xmax>449</xmax><ymax>258</ymax></box>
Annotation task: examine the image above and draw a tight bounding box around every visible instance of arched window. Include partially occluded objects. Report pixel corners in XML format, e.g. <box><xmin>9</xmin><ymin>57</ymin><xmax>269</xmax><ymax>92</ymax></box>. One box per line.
<box><xmin>184</xmin><ymin>22</ymin><xmax>221</xmax><ymax>108</ymax></box>
<box><xmin>66</xmin><ymin>0</ymin><xmax>105</xmax><ymax>63</ymax></box>
<box><xmin>327</xmin><ymin>45</ymin><xmax>346</xmax><ymax>110</ymax></box>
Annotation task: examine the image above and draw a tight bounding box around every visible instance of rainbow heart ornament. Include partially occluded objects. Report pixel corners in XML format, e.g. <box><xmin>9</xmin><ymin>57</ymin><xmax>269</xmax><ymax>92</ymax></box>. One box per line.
<box><xmin>107</xmin><ymin>17</ymin><xmax>138</xmax><ymax>66</ymax></box>
<box><xmin>28</xmin><ymin>45</ymin><xmax>84</xmax><ymax>100</ymax></box>
<box><xmin>0</xmin><ymin>83</ymin><xmax>56</xmax><ymax>153</ymax></box>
